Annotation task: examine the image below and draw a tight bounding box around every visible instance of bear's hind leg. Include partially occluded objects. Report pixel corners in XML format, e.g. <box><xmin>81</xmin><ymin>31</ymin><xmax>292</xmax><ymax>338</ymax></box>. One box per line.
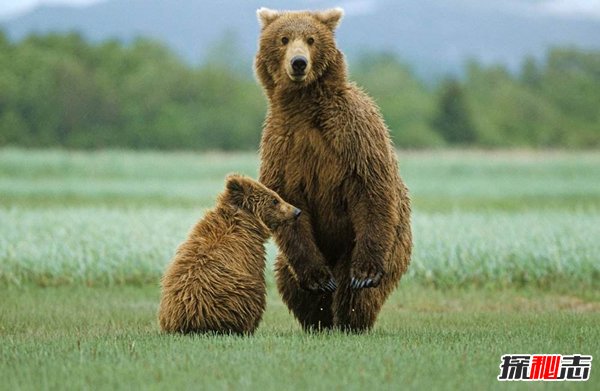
<box><xmin>275</xmin><ymin>253</ymin><xmax>334</xmax><ymax>331</ymax></box>
<box><xmin>331</xmin><ymin>261</ymin><xmax>387</xmax><ymax>333</ymax></box>
<box><xmin>332</xmin><ymin>285</ymin><xmax>386</xmax><ymax>332</ymax></box>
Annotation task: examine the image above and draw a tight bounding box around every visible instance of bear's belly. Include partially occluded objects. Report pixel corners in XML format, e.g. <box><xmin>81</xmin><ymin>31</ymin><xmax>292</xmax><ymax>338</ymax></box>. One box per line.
<box><xmin>283</xmin><ymin>128</ymin><xmax>355</xmax><ymax>264</ymax></box>
<box><xmin>312</xmin><ymin>206</ymin><xmax>354</xmax><ymax>265</ymax></box>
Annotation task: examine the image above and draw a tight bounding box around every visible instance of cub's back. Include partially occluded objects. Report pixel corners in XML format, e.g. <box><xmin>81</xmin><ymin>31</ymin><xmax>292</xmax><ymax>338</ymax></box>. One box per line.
<box><xmin>158</xmin><ymin>210</ymin><xmax>268</xmax><ymax>334</ymax></box>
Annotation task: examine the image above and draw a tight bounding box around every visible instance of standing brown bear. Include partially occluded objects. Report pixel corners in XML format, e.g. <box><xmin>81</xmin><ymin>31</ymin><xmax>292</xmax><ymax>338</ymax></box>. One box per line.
<box><xmin>158</xmin><ymin>174</ymin><xmax>301</xmax><ymax>335</ymax></box>
<box><xmin>255</xmin><ymin>8</ymin><xmax>412</xmax><ymax>332</ymax></box>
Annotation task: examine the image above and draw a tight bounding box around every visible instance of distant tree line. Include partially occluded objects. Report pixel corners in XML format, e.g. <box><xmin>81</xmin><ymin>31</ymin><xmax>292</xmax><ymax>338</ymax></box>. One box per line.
<box><xmin>0</xmin><ymin>30</ymin><xmax>598</xmax><ymax>150</ymax></box>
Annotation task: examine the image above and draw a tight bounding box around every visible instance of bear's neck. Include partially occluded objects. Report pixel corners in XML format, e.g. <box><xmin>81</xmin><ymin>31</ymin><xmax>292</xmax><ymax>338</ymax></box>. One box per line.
<box><xmin>214</xmin><ymin>202</ymin><xmax>271</xmax><ymax>242</ymax></box>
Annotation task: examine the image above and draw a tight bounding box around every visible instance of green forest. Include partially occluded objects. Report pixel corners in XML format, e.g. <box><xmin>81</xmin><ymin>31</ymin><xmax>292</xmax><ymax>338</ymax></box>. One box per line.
<box><xmin>0</xmin><ymin>31</ymin><xmax>598</xmax><ymax>150</ymax></box>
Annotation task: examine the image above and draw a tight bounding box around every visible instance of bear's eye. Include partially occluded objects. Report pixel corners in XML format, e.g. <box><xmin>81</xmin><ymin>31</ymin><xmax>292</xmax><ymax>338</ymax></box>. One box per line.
<box><xmin>281</xmin><ymin>37</ymin><xmax>289</xmax><ymax>45</ymax></box>
<box><xmin>272</xmin><ymin>199</ymin><xmax>280</xmax><ymax>206</ymax></box>
<box><xmin>307</xmin><ymin>37</ymin><xmax>315</xmax><ymax>45</ymax></box>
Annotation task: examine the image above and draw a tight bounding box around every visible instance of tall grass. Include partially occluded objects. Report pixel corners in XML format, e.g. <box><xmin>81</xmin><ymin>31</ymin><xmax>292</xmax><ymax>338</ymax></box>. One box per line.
<box><xmin>1</xmin><ymin>148</ymin><xmax>599</xmax><ymax>209</ymax></box>
<box><xmin>1</xmin><ymin>207</ymin><xmax>598</xmax><ymax>288</ymax></box>
<box><xmin>1</xmin><ymin>148</ymin><xmax>599</xmax><ymax>288</ymax></box>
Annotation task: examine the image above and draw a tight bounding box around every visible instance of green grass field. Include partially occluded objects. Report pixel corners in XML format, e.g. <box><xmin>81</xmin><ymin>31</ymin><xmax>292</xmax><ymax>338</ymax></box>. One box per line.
<box><xmin>1</xmin><ymin>148</ymin><xmax>599</xmax><ymax>390</ymax></box>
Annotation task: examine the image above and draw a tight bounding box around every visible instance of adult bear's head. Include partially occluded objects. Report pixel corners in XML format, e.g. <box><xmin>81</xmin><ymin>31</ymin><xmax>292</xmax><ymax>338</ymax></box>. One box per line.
<box><xmin>254</xmin><ymin>8</ymin><xmax>345</xmax><ymax>94</ymax></box>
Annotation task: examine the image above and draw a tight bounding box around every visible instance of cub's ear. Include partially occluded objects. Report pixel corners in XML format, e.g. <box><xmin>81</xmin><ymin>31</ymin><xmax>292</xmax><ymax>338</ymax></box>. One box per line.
<box><xmin>225</xmin><ymin>174</ymin><xmax>246</xmax><ymax>207</ymax></box>
<box><xmin>257</xmin><ymin>7</ymin><xmax>280</xmax><ymax>29</ymax></box>
<box><xmin>226</xmin><ymin>174</ymin><xmax>245</xmax><ymax>194</ymax></box>
<box><xmin>314</xmin><ymin>8</ymin><xmax>344</xmax><ymax>30</ymax></box>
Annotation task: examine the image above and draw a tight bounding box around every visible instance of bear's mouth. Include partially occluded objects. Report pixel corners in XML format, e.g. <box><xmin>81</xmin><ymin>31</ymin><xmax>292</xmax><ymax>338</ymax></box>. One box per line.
<box><xmin>288</xmin><ymin>72</ymin><xmax>307</xmax><ymax>82</ymax></box>
<box><xmin>268</xmin><ymin>221</ymin><xmax>283</xmax><ymax>231</ymax></box>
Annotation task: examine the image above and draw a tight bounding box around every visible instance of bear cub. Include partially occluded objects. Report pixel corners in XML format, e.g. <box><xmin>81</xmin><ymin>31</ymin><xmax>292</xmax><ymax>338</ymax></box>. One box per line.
<box><xmin>158</xmin><ymin>174</ymin><xmax>301</xmax><ymax>335</ymax></box>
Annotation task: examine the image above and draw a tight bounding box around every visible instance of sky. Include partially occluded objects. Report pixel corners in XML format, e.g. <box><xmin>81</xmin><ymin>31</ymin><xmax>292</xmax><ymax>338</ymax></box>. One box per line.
<box><xmin>0</xmin><ymin>0</ymin><xmax>600</xmax><ymax>19</ymax></box>
<box><xmin>0</xmin><ymin>0</ymin><xmax>101</xmax><ymax>18</ymax></box>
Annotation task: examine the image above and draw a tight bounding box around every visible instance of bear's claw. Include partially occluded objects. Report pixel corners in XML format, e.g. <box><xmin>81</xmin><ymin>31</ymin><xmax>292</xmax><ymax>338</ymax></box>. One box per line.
<box><xmin>298</xmin><ymin>264</ymin><xmax>336</xmax><ymax>293</ymax></box>
<box><xmin>321</xmin><ymin>278</ymin><xmax>337</xmax><ymax>292</ymax></box>
<box><xmin>351</xmin><ymin>274</ymin><xmax>382</xmax><ymax>289</ymax></box>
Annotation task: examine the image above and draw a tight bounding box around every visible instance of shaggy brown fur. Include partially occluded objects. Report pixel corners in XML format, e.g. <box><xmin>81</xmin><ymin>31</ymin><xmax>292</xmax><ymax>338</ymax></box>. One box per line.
<box><xmin>255</xmin><ymin>8</ymin><xmax>412</xmax><ymax>332</ymax></box>
<box><xmin>158</xmin><ymin>174</ymin><xmax>300</xmax><ymax>335</ymax></box>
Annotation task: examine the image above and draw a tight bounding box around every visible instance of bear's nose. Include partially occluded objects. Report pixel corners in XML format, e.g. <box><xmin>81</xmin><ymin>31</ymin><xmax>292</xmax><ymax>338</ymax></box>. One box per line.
<box><xmin>293</xmin><ymin>208</ymin><xmax>302</xmax><ymax>218</ymax></box>
<box><xmin>291</xmin><ymin>56</ymin><xmax>308</xmax><ymax>72</ymax></box>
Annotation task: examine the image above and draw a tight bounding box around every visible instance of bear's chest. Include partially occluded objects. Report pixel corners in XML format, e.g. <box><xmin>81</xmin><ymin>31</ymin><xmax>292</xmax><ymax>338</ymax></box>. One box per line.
<box><xmin>282</xmin><ymin>126</ymin><xmax>344</xmax><ymax>193</ymax></box>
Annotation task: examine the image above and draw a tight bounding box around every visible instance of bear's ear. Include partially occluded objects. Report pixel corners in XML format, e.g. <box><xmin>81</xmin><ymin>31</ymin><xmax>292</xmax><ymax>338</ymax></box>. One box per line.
<box><xmin>226</xmin><ymin>175</ymin><xmax>244</xmax><ymax>193</ymax></box>
<box><xmin>314</xmin><ymin>8</ymin><xmax>344</xmax><ymax>31</ymax></box>
<box><xmin>225</xmin><ymin>174</ymin><xmax>247</xmax><ymax>207</ymax></box>
<box><xmin>257</xmin><ymin>7</ymin><xmax>280</xmax><ymax>29</ymax></box>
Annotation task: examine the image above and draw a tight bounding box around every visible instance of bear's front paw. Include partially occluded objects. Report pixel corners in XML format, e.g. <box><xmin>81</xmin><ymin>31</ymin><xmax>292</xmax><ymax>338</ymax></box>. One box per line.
<box><xmin>350</xmin><ymin>260</ymin><xmax>384</xmax><ymax>289</ymax></box>
<box><xmin>298</xmin><ymin>265</ymin><xmax>337</xmax><ymax>293</ymax></box>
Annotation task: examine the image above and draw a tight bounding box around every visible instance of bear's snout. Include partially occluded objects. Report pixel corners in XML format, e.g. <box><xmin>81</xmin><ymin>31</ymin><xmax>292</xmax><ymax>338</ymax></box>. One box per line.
<box><xmin>293</xmin><ymin>208</ymin><xmax>302</xmax><ymax>219</ymax></box>
<box><xmin>284</xmin><ymin>39</ymin><xmax>311</xmax><ymax>81</ymax></box>
<box><xmin>291</xmin><ymin>56</ymin><xmax>308</xmax><ymax>73</ymax></box>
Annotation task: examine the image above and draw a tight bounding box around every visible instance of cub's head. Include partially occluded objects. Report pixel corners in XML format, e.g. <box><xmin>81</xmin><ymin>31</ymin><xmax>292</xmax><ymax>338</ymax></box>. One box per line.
<box><xmin>224</xmin><ymin>174</ymin><xmax>301</xmax><ymax>230</ymax></box>
<box><xmin>255</xmin><ymin>8</ymin><xmax>344</xmax><ymax>91</ymax></box>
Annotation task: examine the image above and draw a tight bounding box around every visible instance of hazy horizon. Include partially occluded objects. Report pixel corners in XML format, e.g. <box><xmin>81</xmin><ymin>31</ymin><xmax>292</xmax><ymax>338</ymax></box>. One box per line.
<box><xmin>2</xmin><ymin>0</ymin><xmax>600</xmax><ymax>20</ymax></box>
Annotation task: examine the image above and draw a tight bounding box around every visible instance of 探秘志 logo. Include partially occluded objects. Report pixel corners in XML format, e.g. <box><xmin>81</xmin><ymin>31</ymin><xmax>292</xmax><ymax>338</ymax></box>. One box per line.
<box><xmin>498</xmin><ymin>354</ymin><xmax>592</xmax><ymax>381</ymax></box>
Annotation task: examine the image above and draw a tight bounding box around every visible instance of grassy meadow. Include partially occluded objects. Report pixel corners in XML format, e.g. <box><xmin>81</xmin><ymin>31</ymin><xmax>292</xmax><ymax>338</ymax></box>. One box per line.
<box><xmin>1</xmin><ymin>148</ymin><xmax>599</xmax><ymax>389</ymax></box>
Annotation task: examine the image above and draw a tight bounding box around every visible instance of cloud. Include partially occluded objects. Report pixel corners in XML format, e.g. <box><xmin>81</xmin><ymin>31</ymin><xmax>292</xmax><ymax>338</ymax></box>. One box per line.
<box><xmin>0</xmin><ymin>0</ymin><xmax>37</xmax><ymax>18</ymax></box>
<box><xmin>537</xmin><ymin>0</ymin><xmax>600</xmax><ymax>19</ymax></box>
<box><xmin>0</xmin><ymin>0</ymin><xmax>102</xmax><ymax>19</ymax></box>
<box><xmin>339</xmin><ymin>0</ymin><xmax>378</xmax><ymax>16</ymax></box>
